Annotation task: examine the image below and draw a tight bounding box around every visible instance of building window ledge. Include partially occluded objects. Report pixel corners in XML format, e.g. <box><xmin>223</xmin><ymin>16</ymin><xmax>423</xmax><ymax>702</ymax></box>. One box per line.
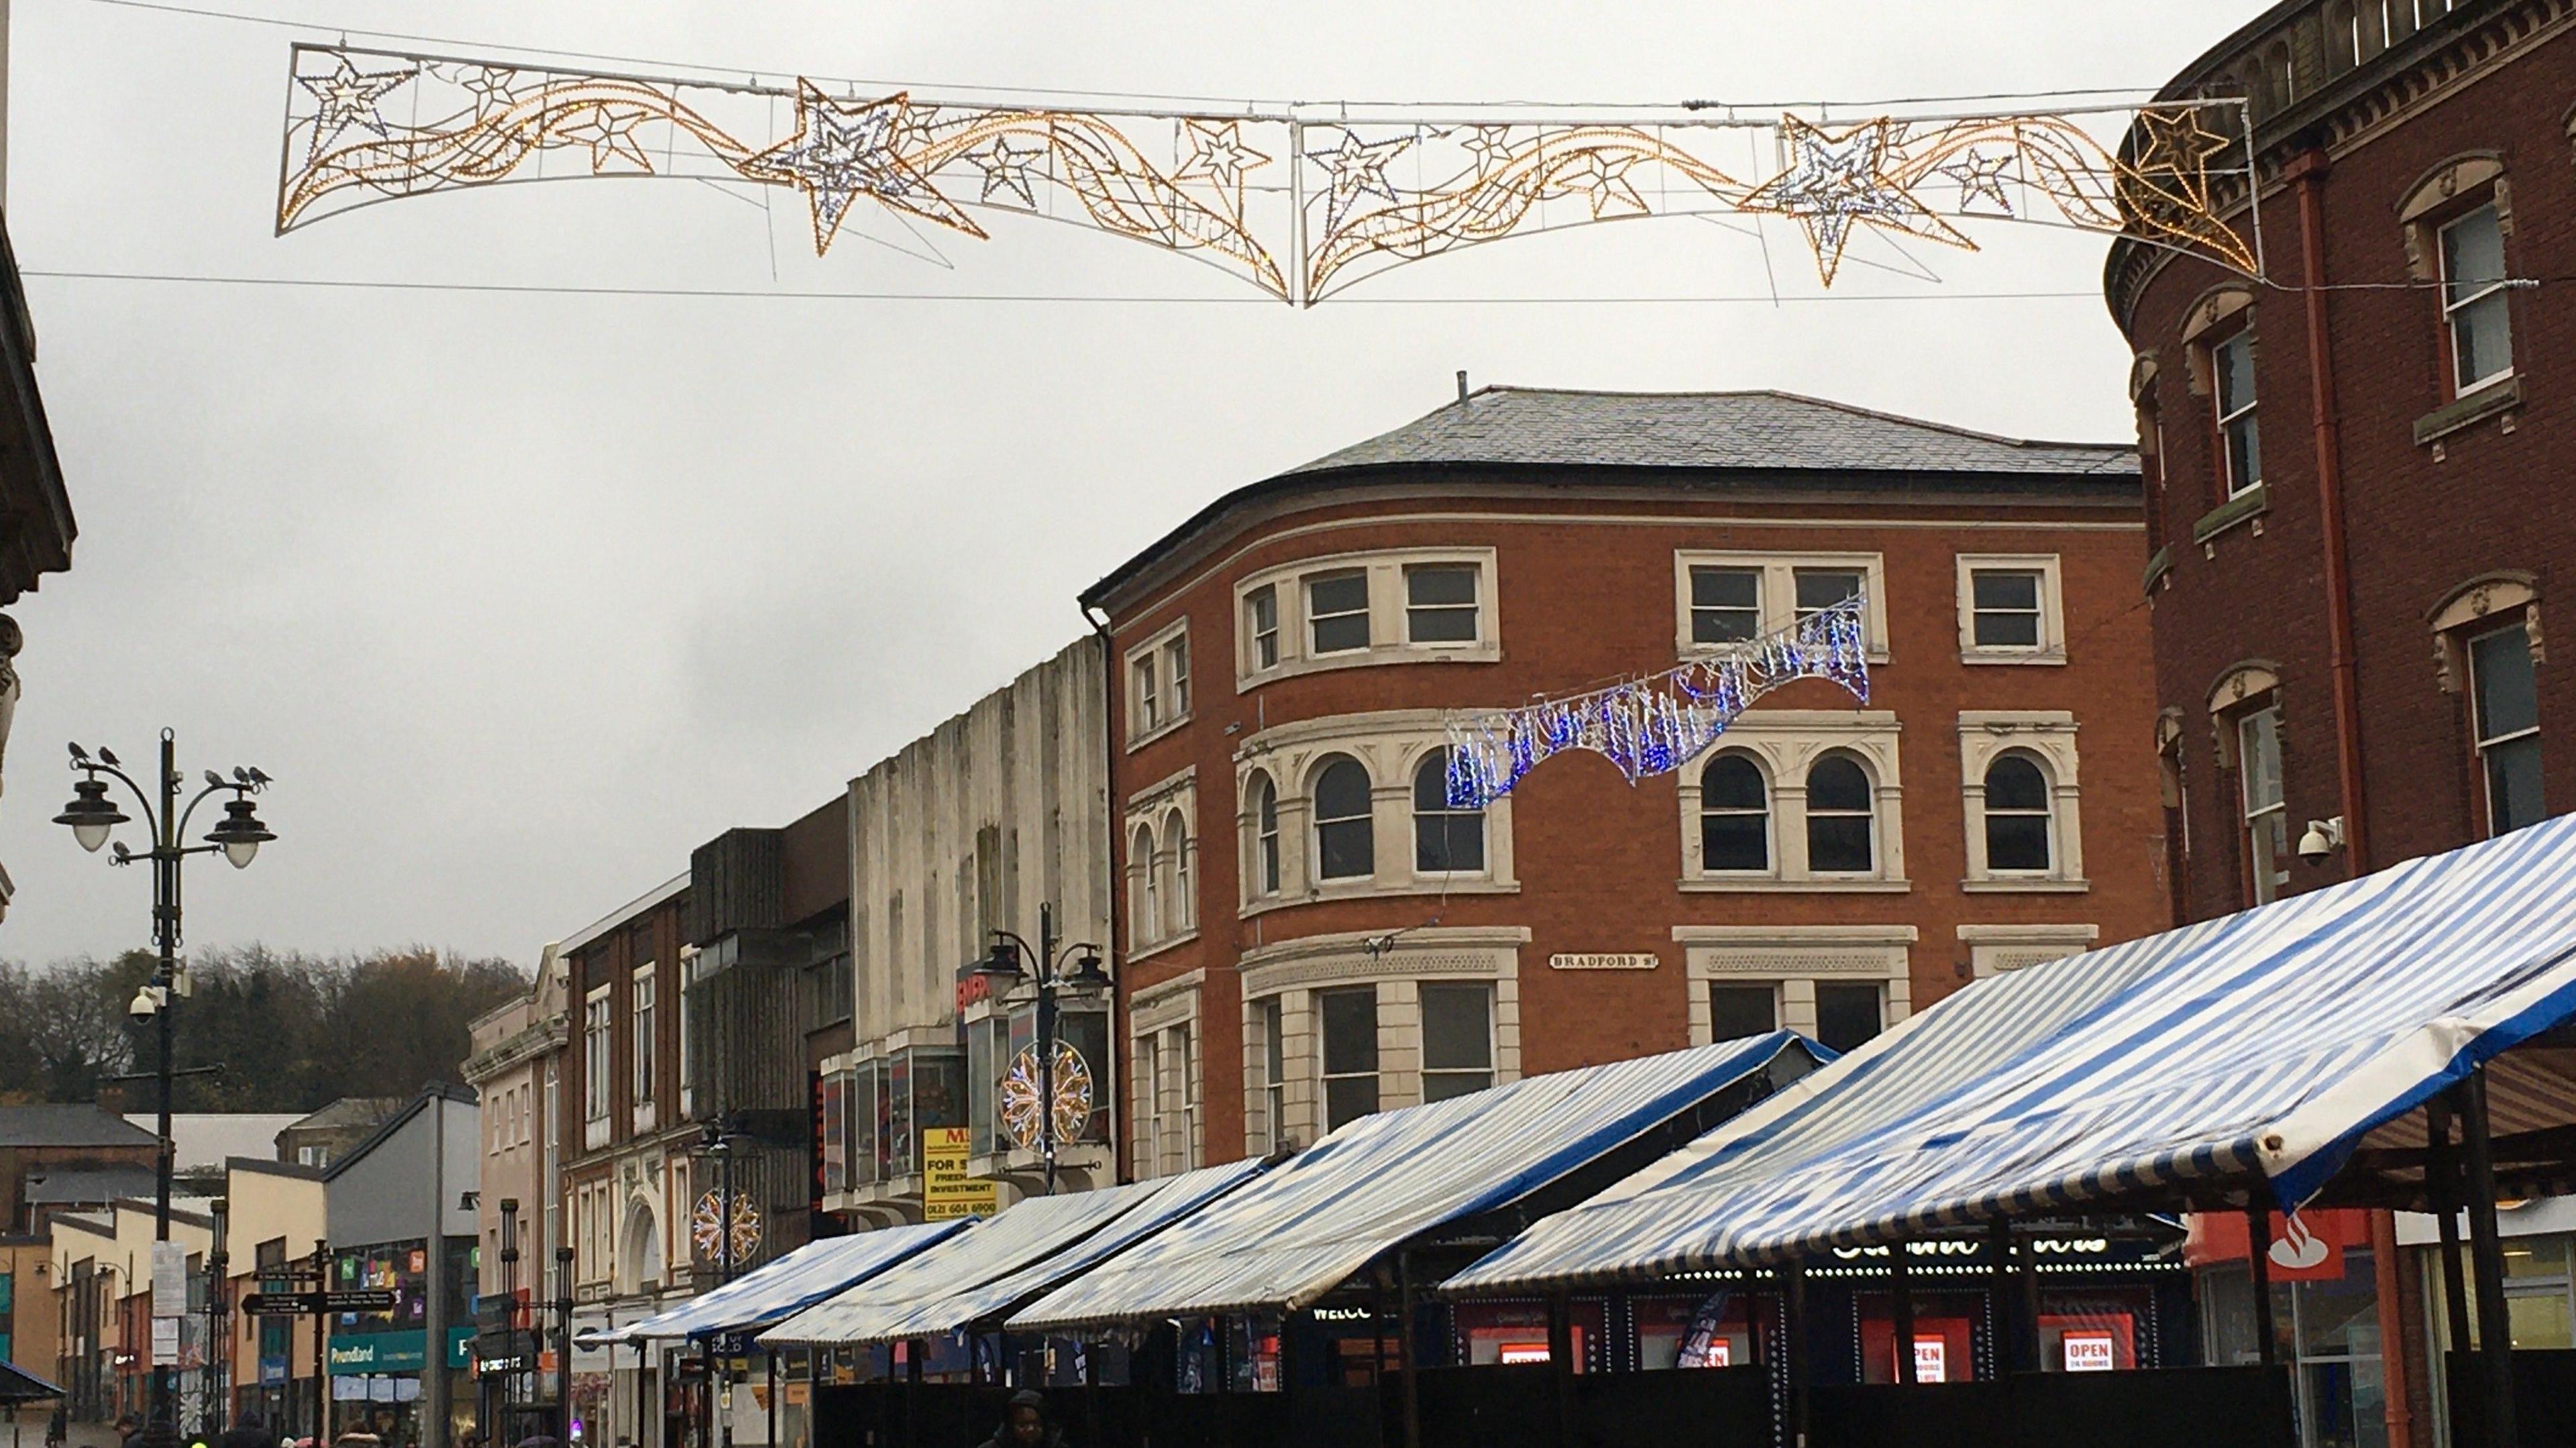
<box><xmin>1239</xmin><ymin>641</ymin><xmax>1503</xmax><ymax>692</ymax></box>
<box><xmin>1676</xmin><ymin>877</ymin><xmax>1913</xmax><ymax>894</ymax></box>
<box><xmin>2414</xmin><ymin>376</ymin><xmax>2522</xmax><ymax>446</ymax></box>
<box><xmin>1125</xmin><ymin>713</ymin><xmax>1191</xmax><ymax>754</ymax></box>
<box><xmin>1242</xmin><ymin>879</ymin><xmax>1521</xmax><ymax>919</ymax></box>
<box><xmin>1960</xmin><ymin>877</ymin><xmax>2092</xmax><ymax>894</ymax></box>
<box><xmin>1959</xmin><ymin>649</ymin><xmax>2069</xmax><ymax>668</ymax></box>
<box><xmin>1128</xmin><ymin>928</ymin><xmax>1200</xmax><ymax>964</ymax></box>
<box><xmin>2141</xmin><ymin>545</ymin><xmax>2174</xmax><ymax>597</ymax></box>
<box><xmin>2192</xmin><ymin>485</ymin><xmax>2268</xmax><ymax>545</ymax></box>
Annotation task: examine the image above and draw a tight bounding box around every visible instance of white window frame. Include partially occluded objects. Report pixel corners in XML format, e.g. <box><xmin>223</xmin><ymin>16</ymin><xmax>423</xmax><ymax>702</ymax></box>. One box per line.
<box><xmin>1695</xmin><ymin>749</ymin><xmax>1776</xmax><ymax>877</ymax></box>
<box><xmin>1238</xmin><ymin>926</ymin><xmax>1523</xmax><ymax>1150</ymax></box>
<box><xmin>582</xmin><ymin>985</ymin><xmax>612</xmax><ymax>1150</ymax></box>
<box><xmin>1671</xmin><ymin>551</ymin><xmax>1890</xmax><ymax>661</ymax></box>
<box><xmin>1245</xmin><ymin>585</ymin><xmax>1281</xmax><ymax>671</ymax></box>
<box><xmin>2440</xmin><ymin>202</ymin><xmax>2514</xmax><ymax>398</ymax></box>
<box><xmin>1128</xmin><ymin>971</ymin><xmax>1203</xmax><ymax>1180</ymax></box>
<box><xmin>2469</xmin><ymin>620</ymin><xmax>2542</xmax><ymax>838</ymax></box>
<box><xmin>2210</xmin><ymin>327</ymin><xmax>2261</xmax><ymax>499</ymax></box>
<box><xmin>1684</xmin><ymin>563</ymin><xmax>1764</xmax><ymax>647</ymax></box>
<box><xmin>2235</xmin><ymin>702</ymin><xmax>2289</xmax><ymax>907</ymax></box>
<box><xmin>1676</xmin><ymin>925</ymin><xmax>1916</xmax><ymax>1052</ymax></box>
<box><xmin>1954</xmin><ymin>554</ymin><xmax>2068</xmax><ymax>665</ymax></box>
<box><xmin>1957</xmin><ymin>711</ymin><xmax>2088</xmax><ymax>891</ymax></box>
<box><xmin>1676</xmin><ymin>711</ymin><xmax>1907</xmax><ymax>891</ymax></box>
<box><xmin>1124</xmin><ymin>617</ymin><xmax>1191</xmax><ymax>750</ymax></box>
<box><xmin>1401</xmin><ymin>561</ymin><xmax>1485</xmax><ymax>647</ymax></box>
<box><xmin>1236</xmin><ymin>710</ymin><xmax>1518</xmax><ymax>913</ymax></box>
<box><xmin>1417</xmin><ymin>979</ymin><xmax>1497</xmax><ymax>1103</ymax></box>
<box><xmin>1409</xmin><ymin>747</ymin><xmax>1487</xmax><ymax>879</ymax></box>
<box><xmin>1234</xmin><ymin>547</ymin><xmax>1501</xmax><ymax>687</ymax></box>
<box><xmin>1124</xmin><ymin>768</ymin><xmax>1197</xmax><ymax>961</ymax></box>
<box><xmin>630</xmin><ymin>964</ymin><xmax>657</xmax><ymax>1133</ymax></box>
<box><xmin>1247</xmin><ymin>771</ymin><xmax>1283</xmax><ymax>899</ymax></box>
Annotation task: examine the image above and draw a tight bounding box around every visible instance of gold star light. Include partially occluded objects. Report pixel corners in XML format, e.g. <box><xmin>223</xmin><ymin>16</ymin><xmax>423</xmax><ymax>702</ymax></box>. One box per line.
<box><xmin>737</xmin><ymin>80</ymin><xmax>984</xmax><ymax>255</ymax></box>
<box><xmin>296</xmin><ymin>55</ymin><xmax>414</xmax><ymax>162</ymax></box>
<box><xmin>564</xmin><ymin>107</ymin><xmax>654</xmax><ymax>174</ymax></box>
<box><xmin>2130</xmin><ymin>106</ymin><xmax>2234</xmax><ymax>210</ymax></box>
<box><xmin>1174</xmin><ymin>119</ymin><xmax>1269</xmax><ymax>215</ymax></box>
<box><xmin>1741</xmin><ymin>116</ymin><xmax>1970</xmax><ymax>285</ymax></box>
<box><xmin>1550</xmin><ymin>150</ymin><xmax>1650</xmax><ymax>220</ymax></box>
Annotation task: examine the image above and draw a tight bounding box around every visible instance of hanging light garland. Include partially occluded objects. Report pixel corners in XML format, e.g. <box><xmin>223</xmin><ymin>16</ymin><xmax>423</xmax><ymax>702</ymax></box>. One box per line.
<box><xmin>1444</xmin><ymin>596</ymin><xmax>1870</xmax><ymax>808</ymax></box>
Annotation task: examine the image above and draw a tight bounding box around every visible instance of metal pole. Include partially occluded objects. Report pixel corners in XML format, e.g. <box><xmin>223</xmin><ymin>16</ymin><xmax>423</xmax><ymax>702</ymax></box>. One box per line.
<box><xmin>429</xmin><ymin>1093</ymin><xmax>450</xmax><ymax>1448</ymax></box>
<box><xmin>1782</xmin><ymin>1262</ymin><xmax>1810</xmax><ymax>1448</ymax></box>
<box><xmin>1544</xmin><ymin>1293</ymin><xmax>1574</xmax><ymax>1448</ymax></box>
<box><xmin>2461</xmin><ymin>1071</ymin><xmax>2518</xmax><ymax>1448</ymax></box>
<box><xmin>2248</xmin><ymin>1205</ymin><xmax>2277</xmax><ymax>1368</ymax></box>
<box><xmin>1986</xmin><ymin>1219</ymin><xmax>2015</xmax><ymax>1376</ymax></box>
<box><xmin>207</xmin><ymin>1199</ymin><xmax>229</xmax><ymax>1434</ymax></box>
<box><xmin>500</xmin><ymin>1200</ymin><xmax>521</xmax><ymax>1448</ymax></box>
<box><xmin>1038</xmin><ymin>905</ymin><xmax>1059</xmax><ymax>1197</ymax></box>
<box><xmin>153</xmin><ymin>734</ymin><xmax>180</xmax><ymax>1431</ymax></box>
<box><xmin>313</xmin><ymin>1241</ymin><xmax>330</xmax><ymax>1448</ymax></box>
<box><xmin>555</xmin><ymin>1247</ymin><xmax>574</xmax><ymax>1448</ymax></box>
<box><xmin>1396</xmin><ymin>1254</ymin><xmax>1420</xmax><ymax>1448</ymax></box>
<box><xmin>1890</xmin><ymin>1239</ymin><xmax>1917</xmax><ymax>1386</ymax></box>
<box><xmin>2016</xmin><ymin>1228</ymin><xmax>2041</xmax><ymax>1373</ymax></box>
<box><xmin>2428</xmin><ymin>1097</ymin><xmax>2475</xmax><ymax>1359</ymax></box>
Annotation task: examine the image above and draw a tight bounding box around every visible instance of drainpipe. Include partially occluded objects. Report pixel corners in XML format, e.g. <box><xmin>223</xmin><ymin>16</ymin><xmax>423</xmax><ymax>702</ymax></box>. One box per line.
<box><xmin>2290</xmin><ymin>144</ymin><xmax>2408</xmax><ymax>1448</ymax></box>
<box><xmin>1083</xmin><ymin>604</ymin><xmax>1128</xmax><ymax>1184</ymax></box>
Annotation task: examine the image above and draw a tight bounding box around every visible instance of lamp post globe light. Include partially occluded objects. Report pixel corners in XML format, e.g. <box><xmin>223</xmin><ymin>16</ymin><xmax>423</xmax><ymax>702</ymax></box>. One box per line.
<box><xmin>971</xmin><ymin>903</ymin><xmax>1109</xmax><ymax>1196</ymax></box>
<box><xmin>52</xmin><ymin>730</ymin><xmax>274</xmax><ymax>1431</ymax></box>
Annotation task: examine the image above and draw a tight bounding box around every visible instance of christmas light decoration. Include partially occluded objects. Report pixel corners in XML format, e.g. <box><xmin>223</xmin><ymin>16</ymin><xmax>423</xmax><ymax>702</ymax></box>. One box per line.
<box><xmin>276</xmin><ymin>42</ymin><xmax>2261</xmax><ymax>302</ymax></box>
<box><xmin>1443</xmin><ymin>596</ymin><xmax>1870</xmax><ymax>808</ymax></box>
<box><xmin>999</xmin><ymin>1040</ymin><xmax>1095</xmax><ymax>1154</ymax></box>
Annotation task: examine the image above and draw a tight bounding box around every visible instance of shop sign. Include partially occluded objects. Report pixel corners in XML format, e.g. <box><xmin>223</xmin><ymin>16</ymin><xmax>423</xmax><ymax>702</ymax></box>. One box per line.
<box><xmin>2182</xmin><ymin>1208</ymin><xmax>2357</xmax><ymax>1282</ymax></box>
<box><xmin>921</xmin><ymin>1127</ymin><xmax>998</xmax><ymax>1221</ymax></box>
<box><xmin>329</xmin><ymin>1327</ymin><xmax>476</xmax><ymax>1374</ymax></box>
<box><xmin>260</xmin><ymin>1355</ymin><xmax>288</xmax><ymax>1386</ymax></box>
<box><xmin>1548</xmin><ymin>954</ymin><xmax>1659</xmax><ymax>971</ymax></box>
<box><xmin>2063</xmin><ymin>1333</ymin><xmax>2116</xmax><ymax>1372</ymax></box>
<box><xmin>152</xmin><ymin>1242</ymin><xmax>188</xmax><ymax>1319</ymax></box>
<box><xmin>1913</xmin><ymin>1339</ymin><xmax>1947</xmax><ymax>1383</ymax></box>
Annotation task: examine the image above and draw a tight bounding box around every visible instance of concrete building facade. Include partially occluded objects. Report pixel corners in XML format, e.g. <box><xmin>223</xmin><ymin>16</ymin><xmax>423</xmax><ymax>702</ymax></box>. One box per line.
<box><xmin>820</xmin><ymin>637</ymin><xmax>1114</xmax><ymax>1222</ymax></box>
<box><xmin>460</xmin><ymin>948</ymin><xmax>570</xmax><ymax>1444</ymax></box>
<box><xmin>1081</xmin><ymin>387</ymin><xmax>2172</xmax><ymax>1178</ymax></box>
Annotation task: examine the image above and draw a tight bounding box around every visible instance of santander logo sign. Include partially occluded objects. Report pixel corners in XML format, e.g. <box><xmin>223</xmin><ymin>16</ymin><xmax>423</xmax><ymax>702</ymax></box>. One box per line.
<box><xmin>2269</xmin><ymin>1212</ymin><xmax>2332</xmax><ymax>1272</ymax></box>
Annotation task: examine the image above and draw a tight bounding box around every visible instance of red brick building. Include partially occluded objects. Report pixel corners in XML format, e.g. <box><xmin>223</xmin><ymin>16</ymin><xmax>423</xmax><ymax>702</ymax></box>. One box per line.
<box><xmin>2106</xmin><ymin>2</ymin><xmax>2571</xmax><ymax>1443</ymax></box>
<box><xmin>1081</xmin><ymin>387</ymin><xmax>2170</xmax><ymax>1180</ymax></box>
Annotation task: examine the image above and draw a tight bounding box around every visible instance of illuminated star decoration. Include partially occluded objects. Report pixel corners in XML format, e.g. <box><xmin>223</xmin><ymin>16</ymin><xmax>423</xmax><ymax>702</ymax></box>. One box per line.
<box><xmin>2129</xmin><ymin>105</ymin><xmax>2233</xmax><ymax>211</ymax></box>
<box><xmin>738</xmin><ymin>80</ymin><xmax>985</xmax><ymax>255</ymax></box>
<box><xmin>461</xmin><ymin>66</ymin><xmax>519</xmax><ymax>120</ymax></box>
<box><xmin>1940</xmin><ymin>151</ymin><xmax>2015</xmax><ymax>215</ymax></box>
<box><xmin>973</xmin><ymin>137</ymin><xmax>1044</xmax><ymax>208</ymax></box>
<box><xmin>1742</xmin><ymin>116</ymin><xmax>1969</xmax><ymax>285</ymax></box>
<box><xmin>1459</xmin><ymin>125</ymin><xmax>1513</xmax><ymax>176</ymax></box>
<box><xmin>297</xmin><ymin>55</ymin><xmax>414</xmax><ymax>162</ymax></box>
<box><xmin>1174</xmin><ymin>119</ymin><xmax>1269</xmax><ymax>215</ymax></box>
<box><xmin>1552</xmin><ymin>150</ymin><xmax>1650</xmax><ymax>219</ymax></box>
<box><xmin>564</xmin><ymin>107</ymin><xmax>654</xmax><ymax>173</ymax></box>
<box><xmin>1307</xmin><ymin>127</ymin><xmax>1409</xmax><ymax>231</ymax></box>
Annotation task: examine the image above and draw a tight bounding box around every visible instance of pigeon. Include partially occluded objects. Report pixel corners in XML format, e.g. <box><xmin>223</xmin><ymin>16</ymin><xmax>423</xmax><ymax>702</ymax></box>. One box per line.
<box><xmin>97</xmin><ymin>746</ymin><xmax>119</xmax><ymax>767</ymax></box>
<box><xmin>68</xmin><ymin>742</ymin><xmax>88</xmax><ymax>763</ymax></box>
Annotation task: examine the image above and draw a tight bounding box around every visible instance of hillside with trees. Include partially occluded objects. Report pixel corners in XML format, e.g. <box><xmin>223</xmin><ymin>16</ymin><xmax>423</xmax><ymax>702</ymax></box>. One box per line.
<box><xmin>0</xmin><ymin>946</ymin><xmax>528</xmax><ymax>1111</ymax></box>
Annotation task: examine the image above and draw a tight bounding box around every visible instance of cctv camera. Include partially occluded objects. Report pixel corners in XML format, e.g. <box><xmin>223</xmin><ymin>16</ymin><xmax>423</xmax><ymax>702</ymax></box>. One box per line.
<box><xmin>127</xmin><ymin>986</ymin><xmax>160</xmax><ymax>1022</ymax></box>
<box><xmin>2297</xmin><ymin>817</ymin><xmax>2345</xmax><ymax>865</ymax></box>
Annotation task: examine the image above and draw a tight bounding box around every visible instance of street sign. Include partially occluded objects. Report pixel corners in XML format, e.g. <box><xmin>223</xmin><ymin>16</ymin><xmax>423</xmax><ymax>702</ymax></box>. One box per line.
<box><xmin>241</xmin><ymin>1289</ymin><xmax>397</xmax><ymax>1315</ymax></box>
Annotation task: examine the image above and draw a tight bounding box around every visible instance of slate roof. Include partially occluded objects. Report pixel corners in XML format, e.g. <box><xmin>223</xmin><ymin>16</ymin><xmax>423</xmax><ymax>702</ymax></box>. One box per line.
<box><xmin>21</xmin><ymin>1167</ymin><xmax>158</xmax><ymax>1204</ymax></box>
<box><xmin>1083</xmin><ymin>386</ymin><xmax>2137</xmax><ymax>611</ymax></box>
<box><xmin>0</xmin><ymin>1104</ymin><xmax>155</xmax><ymax>1149</ymax></box>
<box><xmin>1288</xmin><ymin>388</ymin><xmax>2137</xmax><ymax>479</ymax></box>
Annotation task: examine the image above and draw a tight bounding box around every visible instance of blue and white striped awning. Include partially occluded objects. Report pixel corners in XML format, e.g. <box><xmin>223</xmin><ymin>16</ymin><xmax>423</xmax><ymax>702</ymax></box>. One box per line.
<box><xmin>1448</xmin><ymin>816</ymin><xmax>2576</xmax><ymax>1294</ymax></box>
<box><xmin>759</xmin><ymin>1159</ymin><xmax>1263</xmax><ymax>1345</ymax></box>
<box><xmin>596</xmin><ymin>1221</ymin><xmax>969</xmax><ymax>1344</ymax></box>
<box><xmin>1009</xmin><ymin>1032</ymin><xmax>1820</xmax><ymax>1329</ymax></box>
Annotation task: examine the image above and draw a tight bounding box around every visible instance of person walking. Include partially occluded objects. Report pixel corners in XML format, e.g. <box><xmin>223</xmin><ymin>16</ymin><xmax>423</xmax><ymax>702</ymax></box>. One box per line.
<box><xmin>973</xmin><ymin>1390</ymin><xmax>1061</xmax><ymax>1448</ymax></box>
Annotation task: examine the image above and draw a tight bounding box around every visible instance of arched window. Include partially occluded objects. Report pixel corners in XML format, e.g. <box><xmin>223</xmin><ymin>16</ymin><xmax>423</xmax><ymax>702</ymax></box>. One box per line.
<box><xmin>1700</xmin><ymin>753</ymin><xmax>1770</xmax><ymax>872</ymax></box>
<box><xmin>1805</xmin><ymin>754</ymin><xmax>1875</xmax><ymax>873</ymax></box>
<box><xmin>1412</xmin><ymin>748</ymin><xmax>1485</xmax><ymax>874</ymax></box>
<box><xmin>1132</xmin><ymin>823</ymin><xmax>1159</xmax><ymax>942</ymax></box>
<box><xmin>1248</xmin><ymin>773</ymin><xmax>1281</xmax><ymax>896</ymax></box>
<box><xmin>1164</xmin><ymin>809</ymin><xmax>1194</xmax><ymax>930</ymax></box>
<box><xmin>1984</xmin><ymin>753</ymin><xmax>2054</xmax><ymax>872</ymax></box>
<box><xmin>1313</xmin><ymin>757</ymin><xmax>1375</xmax><ymax>881</ymax></box>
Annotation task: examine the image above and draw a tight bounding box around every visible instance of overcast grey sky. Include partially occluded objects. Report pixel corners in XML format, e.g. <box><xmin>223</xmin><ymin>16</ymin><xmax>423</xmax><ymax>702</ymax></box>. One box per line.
<box><xmin>1</xmin><ymin>0</ymin><xmax>2256</xmax><ymax>969</ymax></box>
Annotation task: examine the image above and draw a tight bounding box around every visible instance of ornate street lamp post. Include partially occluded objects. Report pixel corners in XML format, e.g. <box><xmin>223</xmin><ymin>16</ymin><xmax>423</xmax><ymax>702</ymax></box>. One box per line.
<box><xmin>54</xmin><ymin>731</ymin><xmax>274</xmax><ymax>1431</ymax></box>
<box><xmin>971</xmin><ymin>904</ymin><xmax>1109</xmax><ymax>1195</ymax></box>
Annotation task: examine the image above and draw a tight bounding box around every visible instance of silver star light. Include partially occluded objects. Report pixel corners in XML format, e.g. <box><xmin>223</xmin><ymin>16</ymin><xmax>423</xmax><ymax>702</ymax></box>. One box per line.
<box><xmin>1307</xmin><ymin>128</ymin><xmax>1409</xmax><ymax>231</ymax></box>
<box><xmin>741</xmin><ymin>81</ymin><xmax>983</xmax><ymax>254</ymax></box>
<box><xmin>297</xmin><ymin>55</ymin><xmax>414</xmax><ymax>162</ymax></box>
<box><xmin>1743</xmin><ymin>117</ymin><xmax>1970</xmax><ymax>284</ymax></box>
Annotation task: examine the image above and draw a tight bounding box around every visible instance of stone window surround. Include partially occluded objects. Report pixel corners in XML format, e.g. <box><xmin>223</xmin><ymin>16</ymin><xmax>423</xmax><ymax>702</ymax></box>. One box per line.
<box><xmin>1675</xmin><ymin>924</ymin><xmax>1917</xmax><ymax>1046</ymax></box>
<box><xmin>1958</xmin><ymin>923</ymin><xmax>2100</xmax><ymax>980</ymax></box>
<box><xmin>1129</xmin><ymin>968</ymin><xmax>1204</xmax><ymax>1180</ymax></box>
<box><xmin>1676</xmin><ymin>710</ymin><xmax>1909</xmax><ymax>893</ymax></box>
<box><xmin>1125</xmin><ymin>766</ymin><xmax>1199</xmax><ymax>961</ymax></box>
<box><xmin>1232</xmin><ymin>545</ymin><xmax>1503</xmax><ymax>689</ymax></box>
<box><xmin>1957</xmin><ymin>710</ymin><xmax>2090</xmax><ymax>893</ymax></box>
<box><xmin>1124</xmin><ymin>616</ymin><xmax>1192</xmax><ymax>751</ymax></box>
<box><xmin>2428</xmin><ymin>572</ymin><xmax>2542</xmax><ymax>695</ymax></box>
<box><xmin>1670</xmin><ymin>549</ymin><xmax>1892</xmax><ymax>662</ymax></box>
<box><xmin>1953</xmin><ymin>553</ymin><xmax>2069</xmax><ymax>666</ymax></box>
<box><xmin>2206</xmin><ymin>661</ymin><xmax>2282</xmax><ymax>767</ymax></box>
<box><xmin>1234</xmin><ymin>710</ymin><xmax>1519</xmax><ymax>917</ymax></box>
<box><xmin>1238</xmin><ymin>926</ymin><xmax>1525</xmax><ymax>1154</ymax></box>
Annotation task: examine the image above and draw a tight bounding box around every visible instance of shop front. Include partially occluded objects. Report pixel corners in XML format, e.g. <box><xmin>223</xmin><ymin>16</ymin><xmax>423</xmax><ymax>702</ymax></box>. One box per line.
<box><xmin>2188</xmin><ymin>1207</ymin><xmax>2384</xmax><ymax>1448</ymax></box>
<box><xmin>327</xmin><ymin>1326</ymin><xmax>474</xmax><ymax>1447</ymax></box>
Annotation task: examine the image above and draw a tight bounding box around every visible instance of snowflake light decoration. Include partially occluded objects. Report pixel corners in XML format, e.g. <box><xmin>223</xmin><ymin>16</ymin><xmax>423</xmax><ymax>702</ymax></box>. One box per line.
<box><xmin>998</xmin><ymin>1040</ymin><xmax>1094</xmax><ymax>1154</ymax></box>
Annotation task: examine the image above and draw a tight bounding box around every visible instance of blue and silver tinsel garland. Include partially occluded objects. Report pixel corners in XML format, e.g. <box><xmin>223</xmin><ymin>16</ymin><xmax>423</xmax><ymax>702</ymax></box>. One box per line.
<box><xmin>1444</xmin><ymin>595</ymin><xmax>1871</xmax><ymax>808</ymax></box>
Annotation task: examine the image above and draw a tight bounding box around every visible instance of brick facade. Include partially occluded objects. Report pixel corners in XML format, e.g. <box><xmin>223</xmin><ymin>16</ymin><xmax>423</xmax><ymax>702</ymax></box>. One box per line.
<box><xmin>1086</xmin><ymin>389</ymin><xmax>2173</xmax><ymax>1175</ymax></box>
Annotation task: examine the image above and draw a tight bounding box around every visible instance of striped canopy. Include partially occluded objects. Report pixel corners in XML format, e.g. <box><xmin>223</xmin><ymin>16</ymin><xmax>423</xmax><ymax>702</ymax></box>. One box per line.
<box><xmin>596</xmin><ymin>1220</ymin><xmax>968</xmax><ymax>1343</ymax></box>
<box><xmin>1448</xmin><ymin>815</ymin><xmax>2576</xmax><ymax>1295</ymax></box>
<box><xmin>759</xmin><ymin>1159</ymin><xmax>1262</xmax><ymax>1345</ymax></box>
<box><xmin>1010</xmin><ymin>1032</ymin><xmax>1820</xmax><ymax>1329</ymax></box>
